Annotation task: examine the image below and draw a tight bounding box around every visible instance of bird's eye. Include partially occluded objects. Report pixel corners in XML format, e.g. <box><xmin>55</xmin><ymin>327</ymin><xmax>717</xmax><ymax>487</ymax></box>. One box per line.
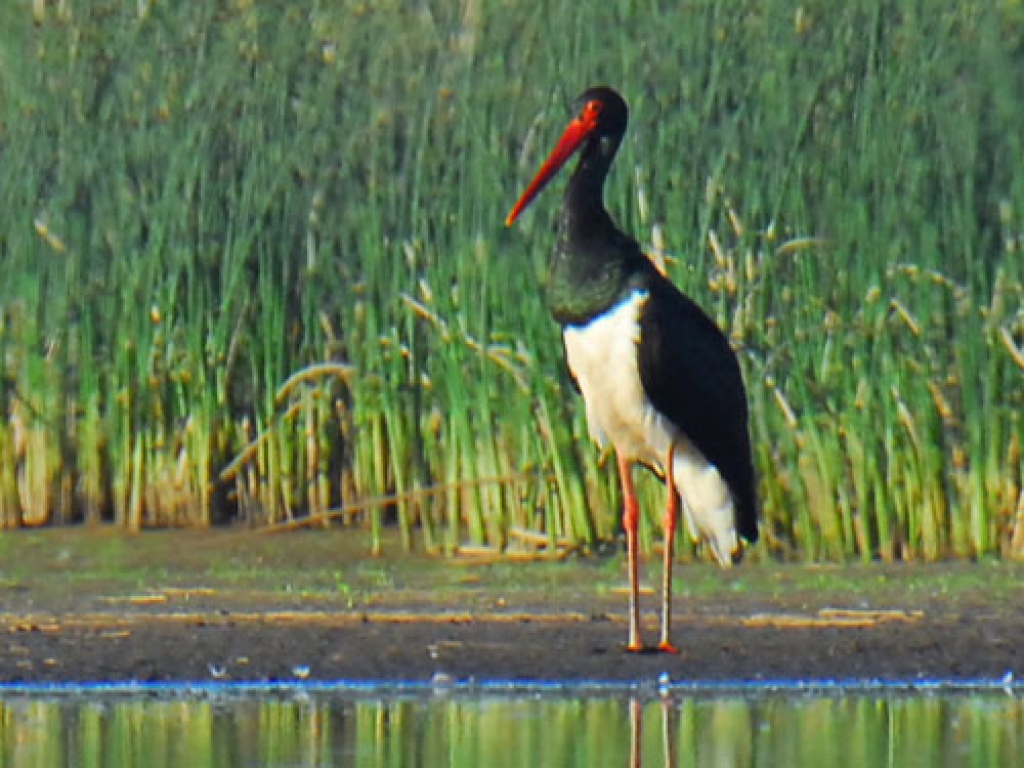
<box><xmin>578</xmin><ymin>99</ymin><xmax>602</xmax><ymax>129</ymax></box>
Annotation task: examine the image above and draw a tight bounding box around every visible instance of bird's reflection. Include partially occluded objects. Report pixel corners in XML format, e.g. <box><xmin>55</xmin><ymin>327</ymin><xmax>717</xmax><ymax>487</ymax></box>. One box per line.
<box><xmin>629</xmin><ymin>697</ymin><xmax>676</xmax><ymax>768</ymax></box>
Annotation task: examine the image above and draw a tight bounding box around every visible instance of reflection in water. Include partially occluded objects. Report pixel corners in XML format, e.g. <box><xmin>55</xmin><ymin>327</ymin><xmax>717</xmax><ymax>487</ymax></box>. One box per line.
<box><xmin>631</xmin><ymin>698</ymin><xmax>676</xmax><ymax>768</ymax></box>
<box><xmin>0</xmin><ymin>690</ymin><xmax>1021</xmax><ymax>767</ymax></box>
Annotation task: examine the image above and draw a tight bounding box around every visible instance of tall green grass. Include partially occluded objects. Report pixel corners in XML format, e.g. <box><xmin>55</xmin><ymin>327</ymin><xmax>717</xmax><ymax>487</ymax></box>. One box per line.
<box><xmin>0</xmin><ymin>1</ymin><xmax>1021</xmax><ymax>561</ymax></box>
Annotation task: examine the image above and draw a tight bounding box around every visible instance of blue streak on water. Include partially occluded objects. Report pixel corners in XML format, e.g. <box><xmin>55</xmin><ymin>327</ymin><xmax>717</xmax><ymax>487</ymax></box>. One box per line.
<box><xmin>0</xmin><ymin>676</ymin><xmax>1020</xmax><ymax>698</ymax></box>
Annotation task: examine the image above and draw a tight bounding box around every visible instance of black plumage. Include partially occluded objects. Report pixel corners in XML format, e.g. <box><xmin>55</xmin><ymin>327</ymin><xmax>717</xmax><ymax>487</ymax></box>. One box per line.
<box><xmin>637</xmin><ymin>272</ymin><xmax>759</xmax><ymax>543</ymax></box>
<box><xmin>507</xmin><ymin>85</ymin><xmax>758</xmax><ymax>652</ymax></box>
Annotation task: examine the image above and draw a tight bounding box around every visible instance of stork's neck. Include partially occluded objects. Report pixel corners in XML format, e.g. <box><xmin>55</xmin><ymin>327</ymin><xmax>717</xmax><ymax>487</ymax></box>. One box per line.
<box><xmin>560</xmin><ymin>134</ymin><xmax>616</xmax><ymax>228</ymax></box>
<box><xmin>547</xmin><ymin>137</ymin><xmax>644</xmax><ymax>326</ymax></box>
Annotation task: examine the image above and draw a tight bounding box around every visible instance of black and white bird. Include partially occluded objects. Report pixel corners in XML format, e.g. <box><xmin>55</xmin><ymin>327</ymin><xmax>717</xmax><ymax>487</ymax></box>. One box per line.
<box><xmin>506</xmin><ymin>86</ymin><xmax>758</xmax><ymax>653</ymax></box>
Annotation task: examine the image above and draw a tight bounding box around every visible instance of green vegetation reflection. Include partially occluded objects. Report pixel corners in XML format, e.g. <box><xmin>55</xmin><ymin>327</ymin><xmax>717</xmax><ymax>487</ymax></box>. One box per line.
<box><xmin>0</xmin><ymin>693</ymin><xmax>1021</xmax><ymax>768</ymax></box>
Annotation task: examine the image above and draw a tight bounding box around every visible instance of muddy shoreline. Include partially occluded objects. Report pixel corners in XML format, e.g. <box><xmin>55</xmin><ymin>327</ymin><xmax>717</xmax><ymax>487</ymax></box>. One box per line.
<box><xmin>0</xmin><ymin>530</ymin><xmax>1021</xmax><ymax>685</ymax></box>
<box><xmin>3</xmin><ymin>593</ymin><xmax>1021</xmax><ymax>685</ymax></box>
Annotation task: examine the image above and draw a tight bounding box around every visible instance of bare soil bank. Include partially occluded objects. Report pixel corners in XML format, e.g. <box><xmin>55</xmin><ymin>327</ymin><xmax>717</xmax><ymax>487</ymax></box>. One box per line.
<box><xmin>0</xmin><ymin>529</ymin><xmax>1020</xmax><ymax>684</ymax></box>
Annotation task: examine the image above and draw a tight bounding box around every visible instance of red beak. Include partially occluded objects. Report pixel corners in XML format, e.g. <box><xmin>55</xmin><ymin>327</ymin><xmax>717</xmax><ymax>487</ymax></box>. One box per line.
<box><xmin>505</xmin><ymin>109</ymin><xmax>599</xmax><ymax>227</ymax></box>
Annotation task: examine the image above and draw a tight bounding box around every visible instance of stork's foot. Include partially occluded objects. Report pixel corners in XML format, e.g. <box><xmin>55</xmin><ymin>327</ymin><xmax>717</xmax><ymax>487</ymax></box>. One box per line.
<box><xmin>625</xmin><ymin>639</ymin><xmax>665</xmax><ymax>654</ymax></box>
<box><xmin>625</xmin><ymin>640</ymin><xmax>679</xmax><ymax>655</ymax></box>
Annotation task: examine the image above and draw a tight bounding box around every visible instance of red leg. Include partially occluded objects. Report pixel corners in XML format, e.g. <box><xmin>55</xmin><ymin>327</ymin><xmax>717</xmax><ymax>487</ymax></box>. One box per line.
<box><xmin>658</xmin><ymin>444</ymin><xmax>680</xmax><ymax>654</ymax></box>
<box><xmin>629</xmin><ymin>698</ymin><xmax>642</xmax><ymax>768</ymax></box>
<box><xmin>617</xmin><ymin>453</ymin><xmax>643</xmax><ymax>652</ymax></box>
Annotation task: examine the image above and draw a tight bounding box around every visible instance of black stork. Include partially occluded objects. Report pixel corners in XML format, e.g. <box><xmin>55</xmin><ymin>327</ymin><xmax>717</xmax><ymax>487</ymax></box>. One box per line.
<box><xmin>505</xmin><ymin>86</ymin><xmax>758</xmax><ymax>653</ymax></box>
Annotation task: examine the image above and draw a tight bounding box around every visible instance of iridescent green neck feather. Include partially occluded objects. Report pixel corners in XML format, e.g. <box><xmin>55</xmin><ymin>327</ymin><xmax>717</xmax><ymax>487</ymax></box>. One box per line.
<box><xmin>545</xmin><ymin>144</ymin><xmax>646</xmax><ymax>326</ymax></box>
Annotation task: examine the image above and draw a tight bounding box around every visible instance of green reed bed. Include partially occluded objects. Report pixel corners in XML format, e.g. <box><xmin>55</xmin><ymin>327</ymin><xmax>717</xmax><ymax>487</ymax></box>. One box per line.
<box><xmin>0</xmin><ymin>1</ymin><xmax>1021</xmax><ymax>561</ymax></box>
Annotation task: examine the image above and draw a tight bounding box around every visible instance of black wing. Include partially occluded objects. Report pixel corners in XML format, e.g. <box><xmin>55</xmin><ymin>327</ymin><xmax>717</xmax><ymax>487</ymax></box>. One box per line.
<box><xmin>636</xmin><ymin>268</ymin><xmax>759</xmax><ymax>542</ymax></box>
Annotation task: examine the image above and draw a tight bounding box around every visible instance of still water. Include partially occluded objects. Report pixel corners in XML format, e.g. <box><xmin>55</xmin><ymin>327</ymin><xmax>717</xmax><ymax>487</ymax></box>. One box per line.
<box><xmin>0</xmin><ymin>687</ymin><xmax>1020</xmax><ymax>767</ymax></box>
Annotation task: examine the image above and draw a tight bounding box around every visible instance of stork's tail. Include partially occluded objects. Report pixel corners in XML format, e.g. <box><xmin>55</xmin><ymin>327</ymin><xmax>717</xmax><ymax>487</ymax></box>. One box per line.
<box><xmin>673</xmin><ymin>453</ymin><xmax>742</xmax><ymax>568</ymax></box>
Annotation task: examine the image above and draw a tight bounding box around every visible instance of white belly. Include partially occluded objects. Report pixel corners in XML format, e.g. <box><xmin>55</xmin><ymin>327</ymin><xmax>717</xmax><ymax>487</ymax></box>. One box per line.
<box><xmin>563</xmin><ymin>291</ymin><xmax>672</xmax><ymax>467</ymax></box>
<box><xmin>562</xmin><ymin>290</ymin><xmax>740</xmax><ymax>565</ymax></box>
